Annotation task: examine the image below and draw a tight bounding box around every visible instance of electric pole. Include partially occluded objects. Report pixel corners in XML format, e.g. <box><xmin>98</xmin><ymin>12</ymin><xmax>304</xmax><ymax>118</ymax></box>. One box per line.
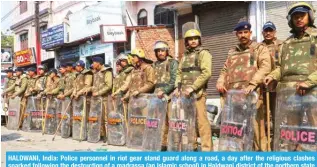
<box><xmin>35</xmin><ymin>1</ymin><xmax>41</xmax><ymax>74</ymax></box>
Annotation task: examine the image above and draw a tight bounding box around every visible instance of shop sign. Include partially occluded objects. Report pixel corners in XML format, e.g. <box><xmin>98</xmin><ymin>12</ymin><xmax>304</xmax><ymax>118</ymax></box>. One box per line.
<box><xmin>13</xmin><ymin>48</ymin><xmax>36</xmax><ymax>67</ymax></box>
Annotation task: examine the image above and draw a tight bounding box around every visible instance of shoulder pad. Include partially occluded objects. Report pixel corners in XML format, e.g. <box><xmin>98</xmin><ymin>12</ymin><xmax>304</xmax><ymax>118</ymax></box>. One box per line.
<box><xmin>101</xmin><ymin>66</ymin><xmax>112</xmax><ymax>72</ymax></box>
<box><xmin>306</xmin><ymin>27</ymin><xmax>317</xmax><ymax>37</ymax></box>
<box><xmin>82</xmin><ymin>69</ymin><xmax>92</xmax><ymax>74</ymax></box>
<box><xmin>124</xmin><ymin>66</ymin><xmax>133</xmax><ymax>73</ymax></box>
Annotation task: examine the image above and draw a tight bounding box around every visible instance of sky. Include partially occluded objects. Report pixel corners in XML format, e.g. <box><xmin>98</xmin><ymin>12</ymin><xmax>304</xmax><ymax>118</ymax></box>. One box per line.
<box><xmin>1</xmin><ymin>1</ymin><xmax>16</xmax><ymax>35</ymax></box>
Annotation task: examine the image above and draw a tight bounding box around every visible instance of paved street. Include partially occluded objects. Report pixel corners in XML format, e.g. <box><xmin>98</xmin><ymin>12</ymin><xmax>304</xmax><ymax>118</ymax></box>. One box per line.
<box><xmin>1</xmin><ymin>126</ymin><xmax>139</xmax><ymax>166</ymax></box>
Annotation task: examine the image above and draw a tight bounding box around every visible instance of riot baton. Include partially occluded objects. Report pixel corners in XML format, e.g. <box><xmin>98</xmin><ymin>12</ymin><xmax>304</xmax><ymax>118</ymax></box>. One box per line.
<box><xmin>17</xmin><ymin>97</ymin><xmax>27</xmax><ymax>131</ymax></box>
<box><xmin>3</xmin><ymin>94</ymin><xmax>9</xmax><ymax>127</ymax></box>
<box><xmin>265</xmin><ymin>86</ymin><xmax>271</xmax><ymax>151</ymax></box>
<box><xmin>42</xmin><ymin>96</ymin><xmax>50</xmax><ymax>135</ymax></box>
<box><xmin>52</xmin><ymin>97</ymin><xmax>73</xmax><ymax>141</ymax></box>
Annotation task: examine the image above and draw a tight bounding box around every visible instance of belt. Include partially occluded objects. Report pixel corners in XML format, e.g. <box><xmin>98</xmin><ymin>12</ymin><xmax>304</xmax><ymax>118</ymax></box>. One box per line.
<box><xmin>181</xmin><ymin>67</ymin><xmax>201</xmax><ymax>72</ymax></box>
<box><xmin>156</xmin><ymin>83</ymin><xmax>168</xmax><ymax>88</ymax></box>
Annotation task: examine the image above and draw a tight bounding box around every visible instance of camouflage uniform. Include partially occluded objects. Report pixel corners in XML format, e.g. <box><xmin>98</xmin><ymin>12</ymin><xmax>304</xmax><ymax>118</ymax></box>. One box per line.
<box><xmin>217</xmin><ymin>41</ymin><xmax>272</xmax><ymax>151</ymax></box>
<box><xmin>268</xmin><ymin>27</ymin><xmax>317</xmax><ymax>151</ymax></box>
<box><xmin>124</xmin><ymin>63</ymin><xmax>155</xmax><ymax>99</ymax></box>
<box><xmin>112</xmin><ymin>66</ymin><xmax>134</xmax><ymax>96</ymax></box>
<box><xmin>175</xmin><ymin>46</ymin><xmax>213</xmax><ymax>151</ymax></box>
<box><xmin>91</xmin><ymin>65</ymin><xmax>113</xmax><ymax>138</ymax></box>
<box><xmin>153</xmin><ymin>55</ymin><xmax>178</xmax><ymax>148</ymax></box>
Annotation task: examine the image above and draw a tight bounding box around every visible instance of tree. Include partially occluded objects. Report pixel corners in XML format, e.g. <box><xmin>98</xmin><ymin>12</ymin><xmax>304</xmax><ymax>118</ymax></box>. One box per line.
<box><xmin>1</xmin><ymin>32</ymin><xmax>14</xmax><ymax>49</ymax></box>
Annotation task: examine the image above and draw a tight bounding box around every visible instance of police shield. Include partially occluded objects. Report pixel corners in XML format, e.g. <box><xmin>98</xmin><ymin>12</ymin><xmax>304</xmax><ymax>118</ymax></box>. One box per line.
<box><xmin>107</xmin><ymin>95</ymin><xmax>126</xmax><ymax>146</ymax></box>
<box><xmin>142</xmin><ymin>96</ymin><xmax>167</xmax><ymax>151</ymax></box>
<box><xmin>87</xmin><ymin>96</ymin><xmax>103</xmax><ymax>143</ymax></box>
<box><xmin>30</xmin><ymin>97</ymin><xmax>45</xmax><ymax>131</ymax></box>
<box><xmin>182</xmin><ymin>22</ymin><xmax>201</xmax><ymax>37</ymax></box>
<box><xmin>167</xmin><ymin>95</ymin><xmax>197</xmax><ymax>151</ymax></box>
<box><xmin>44</xmin><ymin>98</ymin><xmax>58</xmax><ymax>135</ymax></box>
<box><xmin>56</xmin><ymin>99</ymin><xmax>63</xmax><ymax>135</ymax></box>
<box><xmin>60</xmin><ymin>97</ymin><xmax>72</xmax><ymax>138</ymax></box>
<box><xmin>127</xmin><ymin>94</ymin><xmax>150</xmax><ymax>149</ymax></box>
<box><xmin>274</xmin><ymin>87</ymin><xmax>317</xmax><ymax>151</ymax></box>
<box><xmin>218</xmin><ymin>89</ymin><xmax>258</xmax><ymax>151</ymax></box>
<box><xmin>7</xmin><ymin>97</ymin><xmax>21</xmax><ymax>130</ymax></box>
<box><xmin>22</xmin><ymin>96</ymin><xmax>37</xmax><ymax>131</ymax></box>
<box><xmin>72</xmin><ymin>96</ymin><xmax>88</xmax><ymax>141</ymax></box>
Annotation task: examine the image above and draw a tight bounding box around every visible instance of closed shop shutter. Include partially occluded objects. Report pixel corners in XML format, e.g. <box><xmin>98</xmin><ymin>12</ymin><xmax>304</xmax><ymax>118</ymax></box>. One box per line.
<box><xmin>193</xmin><ymin>2</ymin><xmax>249</xmax><ymax>98</ymax></box>
<box><xmin>177</xmin><ymin>13</ymin><xmax>195</xmax><ymax>60</ymax></box>
<box><xmin>266</xmin><ymin>1</ymin><xmax>317</xmax><ymax>41</ymax></box>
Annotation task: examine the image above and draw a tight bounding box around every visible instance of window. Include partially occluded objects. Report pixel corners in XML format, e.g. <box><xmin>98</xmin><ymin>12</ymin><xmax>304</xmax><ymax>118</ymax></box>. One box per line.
<box><xmin>20</xmin><ymin>1</ymin><xmax>27</xmax><ymax>14</ymax></box>
<box><xmin>20</xmin><ymin>33</ymin><xmax>28</xmax><ymax>50</ymax></box>
<box><xmin>40</xmin><ymin>25</ymin><xmax>47</xmax><ymax>43</ymax></box>
<box><xmin>138</xmin><ymin>9</ymin><xmax>147</xmax><ymax>26</ymax></box>
<box><xmin>115</xmin><ymin>30</ymin><xmax>132</xmax><ymax>55</ymax></box>
<box><xmin>154</xmin><ymin>6</ymin><xmax>174</xmax><ymax>25</ymax></box>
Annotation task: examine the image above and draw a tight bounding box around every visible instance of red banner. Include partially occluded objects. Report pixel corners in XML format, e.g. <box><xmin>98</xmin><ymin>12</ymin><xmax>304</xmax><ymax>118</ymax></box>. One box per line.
<box><xmin>13</xmin><ymin>48</ymin><xmax>36</xmax><ymax>67</ymax></box>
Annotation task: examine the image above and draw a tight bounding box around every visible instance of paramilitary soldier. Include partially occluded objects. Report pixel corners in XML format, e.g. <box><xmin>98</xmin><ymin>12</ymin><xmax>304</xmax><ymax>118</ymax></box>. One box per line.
<box><xmin>174</xmin><ymin>22</ymin><xmax>213</xmax><ymax>151</ymax></box>
<box><xmin>264</xmin><ymin>2</ymin><xmax>317</xmax><ymax>151</ymax></box>
<box><xmin>91</xmin><ymin>57</ymin><xmax>113</xmax><ymax>142</ymax></box>
<box><xmin>2</xmin><ymin>67</ymin><xmax>16</xmax><ymax>98</ymax></box>
<box><xmin>152</xmin><ymin>41</ymin><xmax>178</xmax><ymax>151</ymax></box>
<box><xmin>261</xmin><ymin>21</ymin><xmax>283</xmax><ymax>150</ymax></box>
<box><xmin>34</xmin><ymin>65</ymin><xmax>49</xmax><ymax>99</ymax></box>
<box><xmin>71</xmin><ymin>60</ymin><xmax>93</xmax><ymax>100</ymax></box>
<box><xmin>20</xmin><ymin>67</ymin><xmax>38</xmax><ymax>129</ymax></box>
<box><xmin>122</xmin><ymin>48</ymin><xmax>155</xmax><ymax>148</ymax></box>
<box><xmin>122</xmin><ymin>48</ymin><xmax>155</xmax><ymax>100</ymax></box>
<box><xmin>112</xmin><ymin>53</ymin><xmax>134</xmax><ymax>122</ymax></box>
<box><xmin>11</xmin><ymin>68</ymin><xmax>28</xmax><ymax>129</ymax></box>
<box><xmin>217</xmin><ymin>22</ymin><xmax>272</xmax><ymax>151</ymax></box>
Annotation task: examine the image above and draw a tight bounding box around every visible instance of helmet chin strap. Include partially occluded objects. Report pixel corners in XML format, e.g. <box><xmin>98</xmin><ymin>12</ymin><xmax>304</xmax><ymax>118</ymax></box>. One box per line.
<box><xmin>294</xmin><ymin>25</ymin><xmax>308</xmax><ymax>37</ymax></box>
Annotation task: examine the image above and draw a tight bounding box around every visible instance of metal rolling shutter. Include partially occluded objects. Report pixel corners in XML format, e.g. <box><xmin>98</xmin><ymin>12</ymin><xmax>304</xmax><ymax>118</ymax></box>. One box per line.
<box><xmin>177</xmin><ymin>13</ymin><xmax>195</xmax><ymax>59</ymax></box>
<box><xmin>193</xmin><ymin>2</ymin><xmax>249</xmax><ymax>98</ymax></box>
<box><xmin>266</xmin><ymin>1</ymin><xmax>317</xmax><ymax>41</ymax></box>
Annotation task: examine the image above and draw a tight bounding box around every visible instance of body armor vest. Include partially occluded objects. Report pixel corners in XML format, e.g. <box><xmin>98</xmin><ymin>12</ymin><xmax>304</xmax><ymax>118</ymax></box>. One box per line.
<box><xmin>226</xmin><ymin>46</ymin><xmax>258</xmax><ymax>89</ymax></box>
<box><xmin>153</xmin><ymin>56</ymin><xmax>172</xmax><ymax>93</ymax></box>
<box><xmin>281</xmin><ymin>35</ymin><xmax>317</xmax><ymax>82</ymax></box>
<box><xmin>92</xmin><ymin>67</ymin><xmax>111</xmax><ymax>96</ymax></box>
<box><xmin>129</xmin><ymin>66</ymin><xmax>148</xmax><ymax>93</ymax></box>
<box><xmin>181</xmin><ymin>49</ymin><xmax>204</xmax><ymax>91</ymax></box>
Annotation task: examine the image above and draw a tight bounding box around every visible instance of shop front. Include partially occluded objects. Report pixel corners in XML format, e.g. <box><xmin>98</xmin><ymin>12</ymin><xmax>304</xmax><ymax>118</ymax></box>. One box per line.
<box><xmin>79</xmin><ymin>40</ymin><xmax>114</xmax><ymax>69</ymax></box>
<box><xmin>57</xmin><ymin>46</ymin><xmax>80</xmax><ymax>67</ymax></box>
<box><xmin>13</xmin><ymin>47</ymin><xmax>37</xmax><ymax>71</ymax></box>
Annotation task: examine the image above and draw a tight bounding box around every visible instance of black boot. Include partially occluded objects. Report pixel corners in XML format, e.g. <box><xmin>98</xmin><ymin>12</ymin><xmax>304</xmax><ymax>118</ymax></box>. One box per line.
<box><xmin>161</xmin><ymin>146</ymin><xmax>167</xmax><ymax>151</ymax></box>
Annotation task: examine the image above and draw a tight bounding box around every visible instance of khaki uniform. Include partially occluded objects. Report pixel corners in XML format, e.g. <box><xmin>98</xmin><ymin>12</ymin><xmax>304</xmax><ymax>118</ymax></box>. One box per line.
<box><xmin>217</xmin><ymin>41</ymin><xmax>272</xmax><ymax>151</ymax></box>
<box><xmin>268</xmin><ymin>27</ymin><xmax>317</xmax><ymax>151</ymax></box>
<box><xmin>175</xmin><ymin>46</ymin><xmax>213</xmax><ymax>151</ymax></box>
<box><xmin>261</xmin><ymin>38</ymin><xmax>282</xmax><ymax>150</ymax></box>
<box><xmin>153</xmin><ymin>56</ymin><xmax>178</xmax><ymax>147</ymax></box>
<box><xmin>91</xmin><ymin>65</ymin><xmax>113</xmax><ymax>138</ymax></box>
<box><xmin>3</xmin><ymin>76</ymin><xmax>17</xmax><ymax>96</ymax></box>
<box><xmin>12</xmin><ymin>74</ymin><xmax>28</xmax><ymax>129</ymax></box>
<box><xmin>22</xmin><ymin>75</ymin><xmax>38</xmax><ymax>122</ymax></box>
<box><xmin>44</xmin><ymin>77</ymin><xmax>61</xmax><ymax>96</ymax></box>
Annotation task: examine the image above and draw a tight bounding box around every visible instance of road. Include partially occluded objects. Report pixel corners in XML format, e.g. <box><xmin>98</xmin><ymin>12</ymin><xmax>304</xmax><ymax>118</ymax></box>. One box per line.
<box><xmin>1</xmin><ymin>126</ymin><xmax>139</xmax><ymax>166</ymax></box>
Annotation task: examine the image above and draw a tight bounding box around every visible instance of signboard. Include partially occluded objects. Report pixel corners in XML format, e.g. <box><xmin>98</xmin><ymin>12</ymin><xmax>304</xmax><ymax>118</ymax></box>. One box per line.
<box><xmin>100</xmin><ymin>25</ymin><xmax>127</xmax><ymax>43</ymax></box>
<box><xmin>79</xmin><ymin>40</ymin><xmax>113</xmax><ymax>57</ymax></box>
<box><xmin>69</xmin><ymin>1</ymin><xmax>123</xmax><ymax>42</ymax></box>
<box><xmin>1</xmin><ymin>47</ymin><xmax>13</xmax><ymax>64</ymax></box>
<box><xmin>58</xmin><ymin>46</ymin><xmax>79</xmax><ymax>60</ymax></box>
<box><xmin>41</xmin><ymin>24</ymin><xmax>66</xmax><ymax>49</ymax></box>
<box><xmin>13</xmin><ymin>48</ymin><xmax>36</xmax><ymax>67</ymax></box>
